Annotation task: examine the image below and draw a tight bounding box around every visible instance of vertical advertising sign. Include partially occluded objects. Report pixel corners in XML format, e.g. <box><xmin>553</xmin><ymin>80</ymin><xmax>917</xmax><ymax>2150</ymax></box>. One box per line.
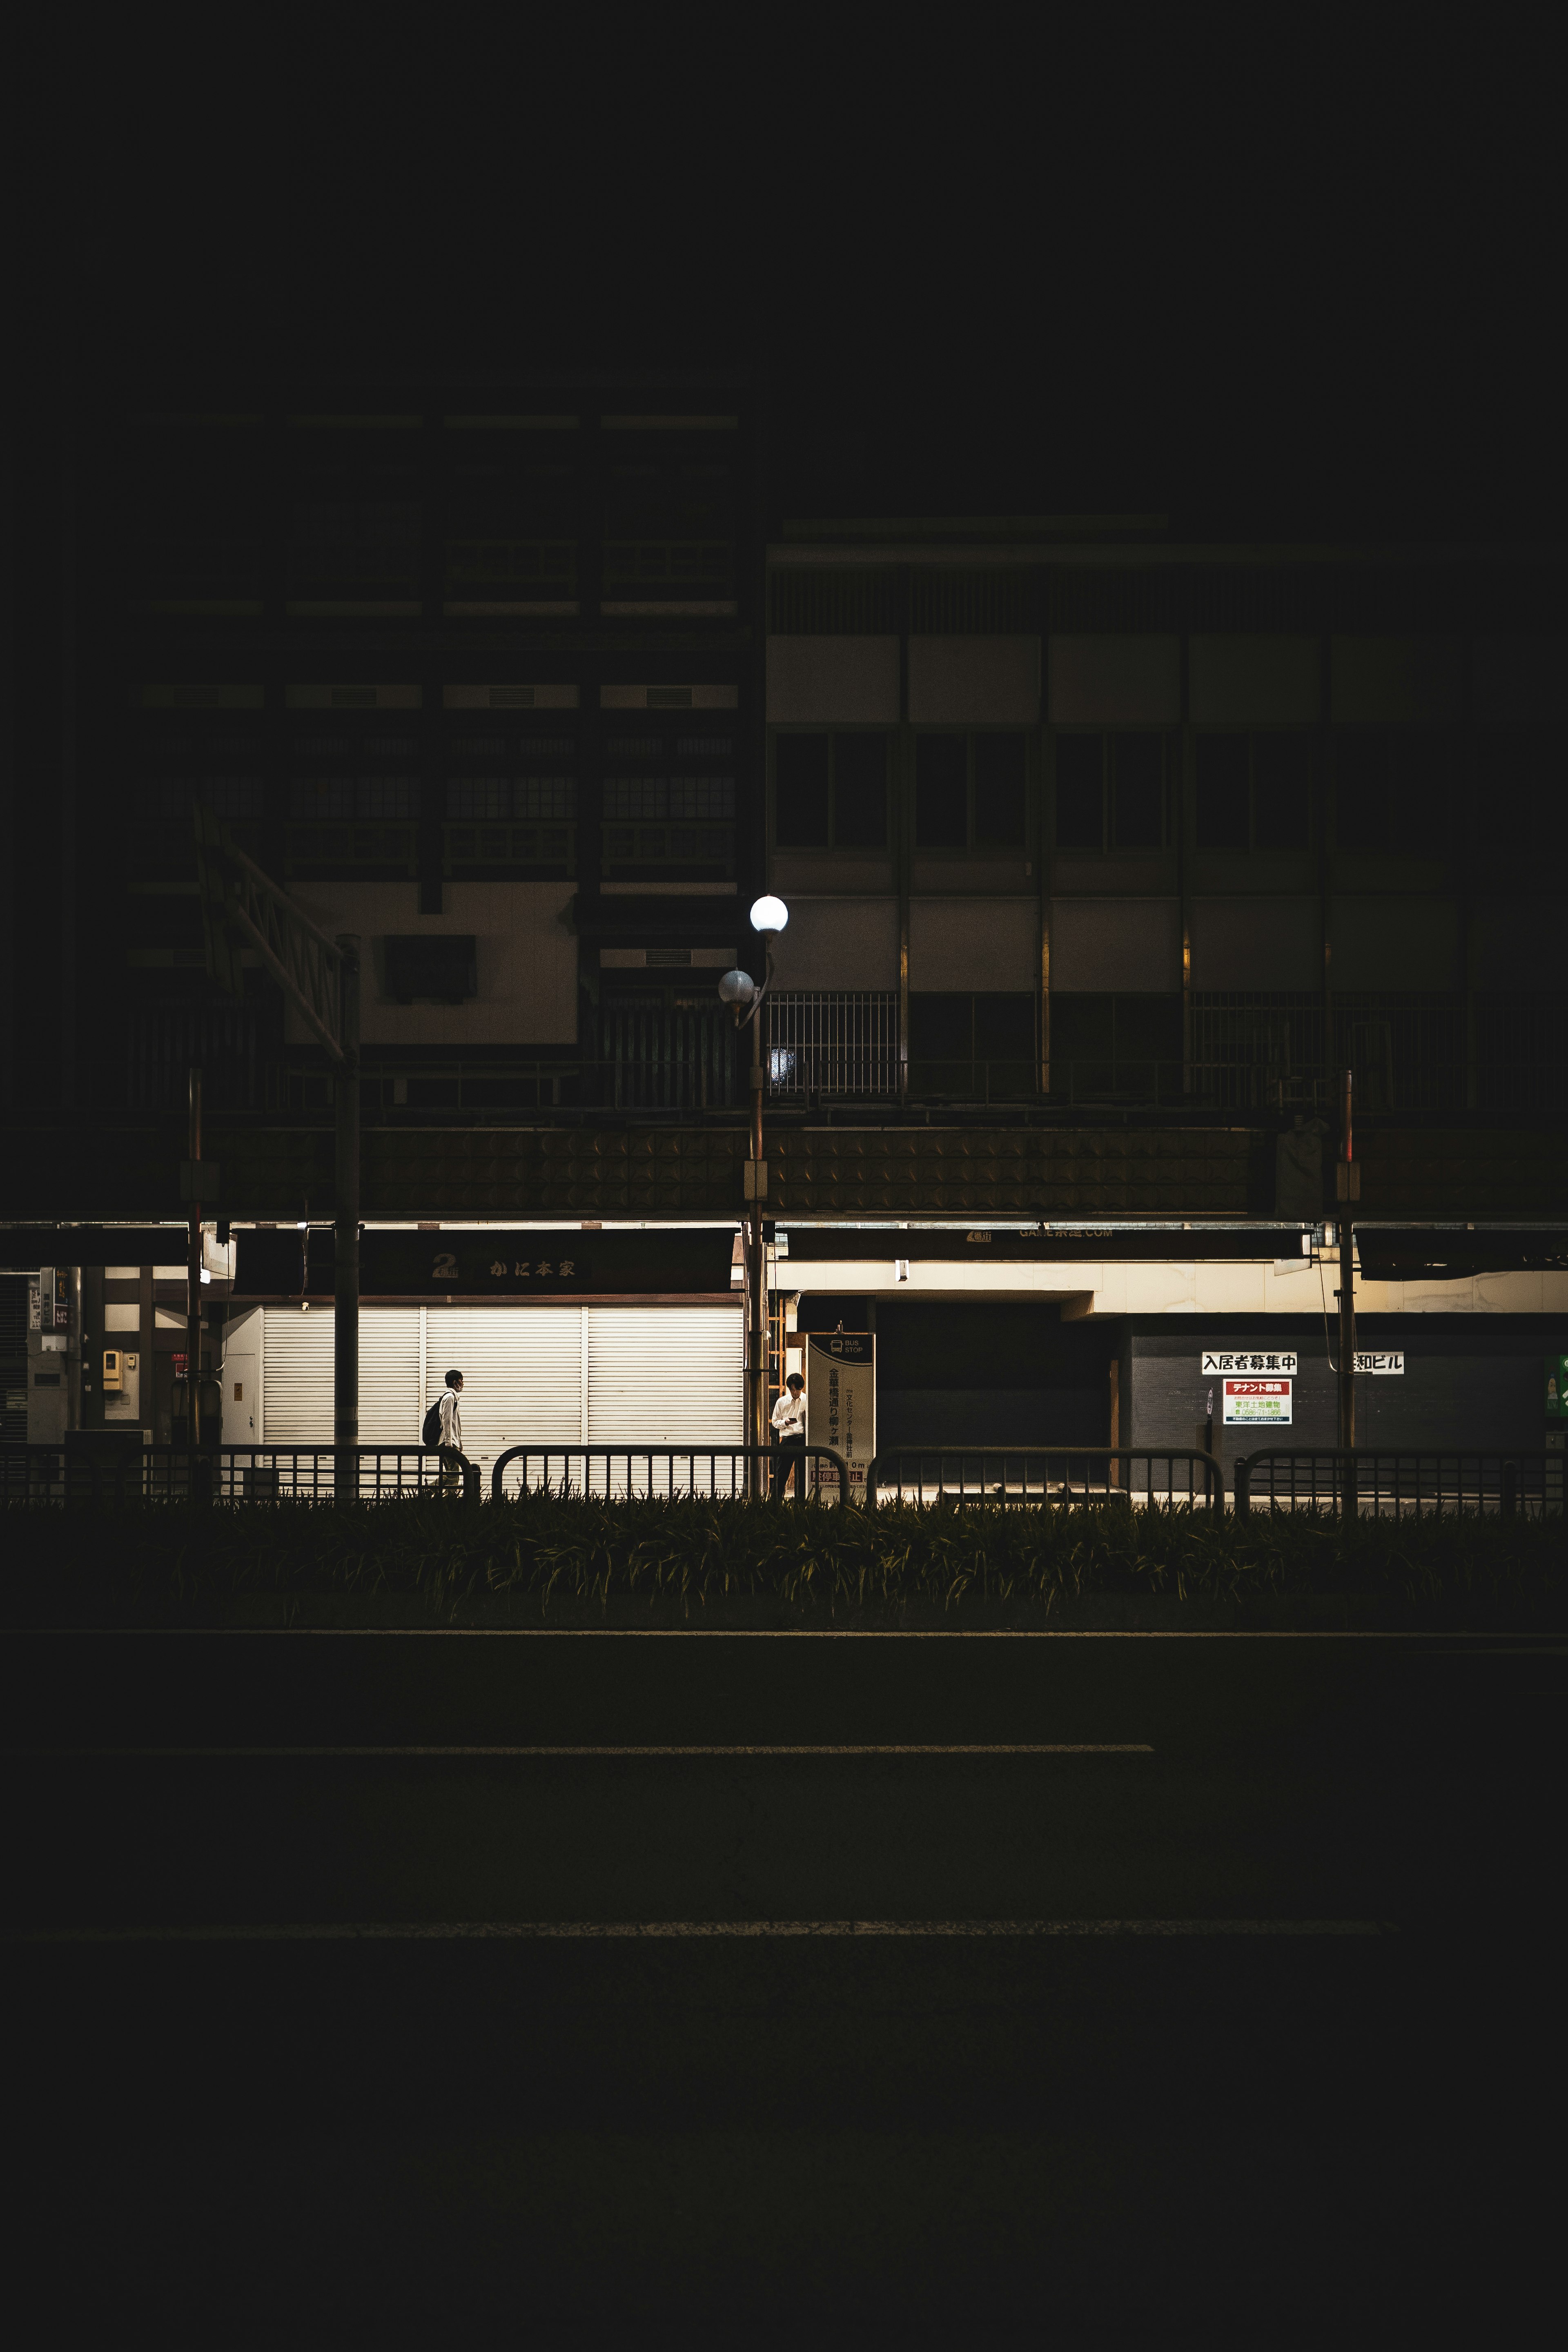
<box><xmin>805</xmin><ymin>1333</ymin><xmax>875</xmax><ymax>1502</ymax></box>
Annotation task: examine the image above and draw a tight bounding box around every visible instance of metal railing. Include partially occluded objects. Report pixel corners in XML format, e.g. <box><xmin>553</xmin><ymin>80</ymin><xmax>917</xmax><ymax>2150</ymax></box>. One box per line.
<box><xmin>491</xmin><ymin>1443</ymin><xmax>853</xmax><ymax>1503</ymax></box>
<box><xmin>768</xmin><ymin>993</ymin><xmax>899</xmax><ymax>1099</ymax></box>
<box><xmin>0</xmin><ymin>1444</ymin><xmax>474</xmax><ymax>1505</ymax></box>
<box><xmin>866</xmin><ymin>1447</ymin><xmax>1222</xmax><ymax>1508</ymax></box>
<box><xmin>1233</xmin><ymin>1449</ymin><xmax>1565</xmax><ymax>1519</ymax></box>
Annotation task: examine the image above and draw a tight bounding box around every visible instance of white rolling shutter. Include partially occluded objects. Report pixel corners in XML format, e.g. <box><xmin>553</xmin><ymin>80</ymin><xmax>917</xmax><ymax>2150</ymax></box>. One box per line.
<box><xmin>261</xmin><ymin>1307</ymin><xmax>334</xmax><ymax>1440</ymax></box>
<box><xmin>424</xmin><ymin>1307</ymin><xmax>584</xmax><ymax>1479</ymax></box>
<box><xmin>359</xmin><ymin>1308</ymin><xmax>421</xmax><ymax>1444</ymax></box>
<box><xmin>261</xmin><ymin>1306</ymin><xmax>421</xmax><ymax>1445</ymax></box>
<box><xmin>586</xmin><ymin>1306</ymin><xmax>743</xmax><ymax>1489</ymax></box>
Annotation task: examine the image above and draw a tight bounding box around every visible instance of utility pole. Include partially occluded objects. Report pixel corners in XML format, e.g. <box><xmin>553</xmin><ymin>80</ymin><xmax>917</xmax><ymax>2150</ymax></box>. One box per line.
<box><xmin>1336</xmin><ymin>1066</ymin><xmax>1359</xmax><ymax>1515</ymax></box>
<box><xmin>334</xmin><ymin>935</ymin><xmax>361</xmax><ymax>1480</ymax></box>
<box><xmin>185</xmin><ymin>1067</ymin><xmax>203</xmax><ymax>1445</ymax></box>
<box><xmin>749</xmin><ymin>1005</ymin><xmax>766</xmax><ymax>1494</ymax></box>
<box><xmin>720</xmin><ymin>895</ymin><xmax>788</xmax><ymax>1500</ymax></box>
<box><xmin>194</xmin><ymin>810</ymin><xmax>360</xmax><ymax>1491</ymax></box>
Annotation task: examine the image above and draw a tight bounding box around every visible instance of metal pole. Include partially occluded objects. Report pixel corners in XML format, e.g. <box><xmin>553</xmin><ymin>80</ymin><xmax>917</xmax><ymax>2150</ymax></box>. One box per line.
<box><xmin>749</xmin><ymin>1002</ymin><xmax>766</xmax><ymax>1495</ymax></box>
<box><xmin>186</xmin><ymin>1066</ymin><xmax>203</xmax><ymax>1446</ymax></box>
<box><xmin>334</xmin><ymin>935</ymin><xmax>361</xmax><ymax>1495</ymax></box>
<box><xmin>1339</xmin><ymin>1067</ymin><xmax>1356</xmax><ymax>1517</ymax></box>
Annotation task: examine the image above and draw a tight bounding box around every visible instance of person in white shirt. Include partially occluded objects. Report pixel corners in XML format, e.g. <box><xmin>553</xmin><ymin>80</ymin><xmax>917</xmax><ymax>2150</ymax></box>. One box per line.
<box><xmin>770</xmin><ymin>1371</ymin><xmax>806</xmax><ymax>1498</ymax></box>
<box><xmin>437</xmin><ymin>1370</ymin><xmax>470</xmax><ymax>1495</ymax></box>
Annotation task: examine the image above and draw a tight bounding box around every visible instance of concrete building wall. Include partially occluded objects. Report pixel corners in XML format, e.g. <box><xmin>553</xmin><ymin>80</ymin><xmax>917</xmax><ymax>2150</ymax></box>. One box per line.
<box><xmin>1050</xmin><ymin>898</ymin><xmax>1182</xmax><ymax>991</ymax></box>
<box><xmin>766</xmin><ymin>635</ymin><xmax>900</xmax><ymax>723</ymax></box>
<box><xmin>286</xmin><ymin>880</ymin><xmax>579</xmax><ymax>1045</ymax></box>
<box><xmin>1048</xmin><ymin>635</ymin><xmax>1181</xmax><ymax>724</ymax></box>
<box><xmin>910</xmin><ymin>897</ymin><xmax>1037</xmax><ymax>990</ymax></box>
<box><xmin>908</xmin><ymin>636</ymin><xmax>1040</xmax><ymax>723</ymax></box>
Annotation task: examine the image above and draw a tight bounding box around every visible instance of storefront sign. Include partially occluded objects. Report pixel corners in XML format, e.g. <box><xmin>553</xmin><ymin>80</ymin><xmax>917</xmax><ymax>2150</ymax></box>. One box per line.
<box><xmin>1204</xmin><ymin>1350</ymin><xmax>1297</xmax><ymax>1376</ymax></box>
<box><xmin>1223</xmin><ymin>1378</ymin><xmax>1292</xmax><ymax>1425</ymax></box>
<box><xmin>1354</xmin><ymin>1352</ymin><xmax>1404</xmax><ymax>1374</ymax></box>
<box><xmin>236</xmin><ymin>1227</ymin><xmax>735</xmax><ymax>1297</ymax></box>
<box><xmin>806</xmin><ymin>1333</ymin><xmax>875</xmax><ymax>1501</ymax></box>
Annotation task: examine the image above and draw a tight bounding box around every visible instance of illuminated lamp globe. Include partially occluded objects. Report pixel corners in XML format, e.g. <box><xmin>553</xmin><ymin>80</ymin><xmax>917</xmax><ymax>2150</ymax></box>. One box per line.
<box><xmin>717</xmin><ymin>969</ymin><xmax>757</xmax><ymax>1006</ymax></box>
<box><xmin>749</xmin><ymin>893</ymin><xmax>789</xmax><ymax>935</ymax></box>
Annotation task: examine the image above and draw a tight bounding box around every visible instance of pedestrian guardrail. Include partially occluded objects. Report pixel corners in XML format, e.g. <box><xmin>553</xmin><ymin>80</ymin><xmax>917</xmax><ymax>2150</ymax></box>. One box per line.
<box><xmin>1232</xmin><ymin>1449</ymin><xmax>1565</xmax><ymax>1519</ymax></box>
<box><xmin>490</xmin><ymin>1443</ymin><xmax>853</xmax><ymax>1503</ymax></box>
<box><xmin>0</xmin><ymin>1443</ymin><xmax>474</xmax><ymax>1505</ymax></box>
<box><xmin>866</xmin><ymin>1447</ymin><xmax>1222</xmax><ymax>1508</ymax></box>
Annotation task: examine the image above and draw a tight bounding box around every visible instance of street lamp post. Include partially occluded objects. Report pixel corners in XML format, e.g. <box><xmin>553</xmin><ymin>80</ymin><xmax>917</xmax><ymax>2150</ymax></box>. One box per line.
<box><xmin>720</xmin><ymin>895</ymin><xmax>788</xmax><ymax>1495</ymax></box>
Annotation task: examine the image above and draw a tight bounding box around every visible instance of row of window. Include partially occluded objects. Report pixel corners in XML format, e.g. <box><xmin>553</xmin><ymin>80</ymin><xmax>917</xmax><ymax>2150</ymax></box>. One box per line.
<box><xmin>774</xmin><ymin>728</ymin><xmax>1567</xmax><ymax>855</ymax></box>
<box><xmin>136</xmin><ymin>728</ymin><xmax>731</xmax><ymax>772</ymax></box>
<box><xmin>125</xmin><ymin>723</ymin><xmax>1568</xmax><ymax>863</ymax></box>
<box><xmin>135</xmin><ymin>464</ymin><xmax>740</xmax><ymax>600</ymax></box>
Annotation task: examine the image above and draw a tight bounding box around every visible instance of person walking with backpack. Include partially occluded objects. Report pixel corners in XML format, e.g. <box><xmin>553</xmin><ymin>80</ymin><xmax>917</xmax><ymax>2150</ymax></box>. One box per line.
<box><xmin>423</xmin><ymin>1369</ymin><xmax>472</xmax><ymax>1497</ymax></box>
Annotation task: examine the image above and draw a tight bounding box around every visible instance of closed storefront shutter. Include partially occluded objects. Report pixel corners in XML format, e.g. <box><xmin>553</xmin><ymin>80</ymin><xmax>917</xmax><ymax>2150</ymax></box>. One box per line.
<box><xmin>360</xmin><ymin>1307</ymin><xmax>421</xmax><ymax>1445</ymax></box>
<box><xmin>260</xmin><ymin>1308</ymin><xmax>334</xmax><ymax>1441</ymax></box>
<box><xmin>586</xmin><ymin>1306</ymin><xmax>743</xmax><ymax>1487</ymax></box>
<box><xmin>256</xmin><ymin>1301</ymin><xmax>741</xmax><ymax>1479</ymax></box>
<box><xmin>262</xmin><ymin>1306</ymin><xmax>421</xmax><ymax>1445</ymax></box>
<box><xmin>425</xmin><ymin>1306</ymin><xmax>584</xmax><ymax>1477</ymax></box>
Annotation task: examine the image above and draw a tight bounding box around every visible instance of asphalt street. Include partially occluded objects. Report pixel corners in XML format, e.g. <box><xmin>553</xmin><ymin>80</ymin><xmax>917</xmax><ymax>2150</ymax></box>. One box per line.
<box><xmin>5</xmin><ymin>1628</ymin><xmax>1566</xmax><ymax>2332</ymax></box>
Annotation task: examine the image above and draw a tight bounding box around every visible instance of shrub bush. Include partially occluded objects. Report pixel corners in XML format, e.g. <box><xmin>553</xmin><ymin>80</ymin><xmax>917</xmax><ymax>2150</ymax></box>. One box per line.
<box><xmin>2</xmin><ymin>1490</ymin><xmax>1563</xmax><ymax>1624</ymax></box>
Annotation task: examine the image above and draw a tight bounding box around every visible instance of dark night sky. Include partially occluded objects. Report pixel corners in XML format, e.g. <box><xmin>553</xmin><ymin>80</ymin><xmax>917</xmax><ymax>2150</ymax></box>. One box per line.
<box><xmin>25</xmin><ymin>21</ymin><xmax>1564</xmax><ymax>542</ymax></box>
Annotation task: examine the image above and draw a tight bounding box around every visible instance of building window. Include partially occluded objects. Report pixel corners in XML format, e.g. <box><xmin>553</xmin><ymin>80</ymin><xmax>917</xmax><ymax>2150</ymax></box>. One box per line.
<box><xmin>1051</xmin><ymin>993</ymin><xmax>1183</xmax><ymax>1104</ymax></box>
<box><xmin>443</xmin><ymin>721</ymin><xmax>577</xmax><ymax>878</ymax></box>
<box><xmin>1195</xmin><ymin>731</ymin><xmax>1312</xmax><ymax>850</ymax></box>
<box><xmin>603</xmin><ymin>720</ymin><xmax>735</xmax><ymax>880</ymax></box>
<box><xmin>1333</xmin><ymin>731</ymin><xmax>1447</xmax><ymax>851</ymax></box>
<box><xmin>1471</xmin><ymin>729</ymin><xmax>1568</xmax><ymax>856</ymax></box>
<box><xmin>443</xmin><ymin>440</ymin><xmax>578</xmax><ymax>604</ymax></box>
<box><xmin>914</xmin><ymin>732</ymin><xmax>1027</xmax><ymax>849</ymax></box>
<box><xmin>383</xmin><ymin>935</ymin><xmax>478</xmax><ymax>1004</ymax></box>
<box><xmin>774</xmin><ymin>733</ymin><xmax>889</xmax><ymax>850</ymax></box>
<box><xmin>1054</xmin><ymin>734</ymin><xmax>1169</xmax><ymax>850</ymax></box>
<box><xmin>909</xmin><ymin>992</ymin><xmax>1036</xmax><ymax>1100</ymax></box>
<box><xmin>128</xmin><ymin>724</ymin><xmax>265</xmax><ymax>879</ymax></box>
<box><xmin>287</xmin><ymin>724</ymin><xmax>420</xmax><ymax>875</ymax></box>
<box><xmin>603</xmin><ymin>460</ymin><xmax>735</xmax><ymax>603</ymax></box>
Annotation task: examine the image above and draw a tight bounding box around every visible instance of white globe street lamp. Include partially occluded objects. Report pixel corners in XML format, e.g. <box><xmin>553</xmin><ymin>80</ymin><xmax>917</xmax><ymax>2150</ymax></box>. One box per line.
<box><xmin>720</xmin><ymin>898</ymin><xmax>790</xmax><ymax>1489</ymax></box>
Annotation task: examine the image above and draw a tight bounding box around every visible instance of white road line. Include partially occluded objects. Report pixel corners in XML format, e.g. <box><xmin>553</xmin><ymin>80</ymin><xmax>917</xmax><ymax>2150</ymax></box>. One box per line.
<box><xmin>13</xmin><ymin>1742</ymin><xmax>1154</xmax><ymax>1760</ymax></box>
<box><xmin>6</xmin><ymin>1918</ymin><xmax>1391</xmax><ymax>1943</ymax></box>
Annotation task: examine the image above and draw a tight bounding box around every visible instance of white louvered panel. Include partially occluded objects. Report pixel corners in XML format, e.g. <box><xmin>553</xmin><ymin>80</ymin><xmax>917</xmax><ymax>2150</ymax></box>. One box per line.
<box><xmin>424</xmin><ymin>1307</ymin><xmax>584</xmax><ymax>1481</ymax></box>
<box><xmin>261</xmin><ymin>1307</ymin><xmax>421</xmax><ymax>1446</ymax></box>
<box><xmin>586</xmin><ymin>1306</ymin><xmax>743</xmax><ymax>1492</ymax></box>
<box><xmin>260</xmin><ymin>1307</ymin><xmax>334</xmax><ymax>1441</ymax></box>
<box><xmin>359</xmin><ymin>1307</ymin><xmax>421</xmax><ymax>1444</ymax></box>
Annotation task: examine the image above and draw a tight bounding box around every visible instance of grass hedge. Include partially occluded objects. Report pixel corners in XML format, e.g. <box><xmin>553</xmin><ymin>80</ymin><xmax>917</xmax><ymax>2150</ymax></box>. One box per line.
<box><xmin>2</xmin><ymin>1490</ymin><xmax>1564</xmax><ymax>1624</ymax></box>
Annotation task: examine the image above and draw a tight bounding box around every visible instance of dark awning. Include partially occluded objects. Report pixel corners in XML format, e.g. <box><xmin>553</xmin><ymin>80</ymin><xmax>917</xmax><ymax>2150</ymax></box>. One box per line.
<box><xmin>1355</xmin><ymin>1228</ymin><xmax>1568</xmax><ymax>1282</ymax></box>
<box><xmin>0</xmin><ymin>1227</ymin><xmax>190</xmax><ymax>1268</ymax></box>
<box><xmin>234</xmin><ymin>1225</ymin><xmax>736</xmax><ymax>1298</ymax></box>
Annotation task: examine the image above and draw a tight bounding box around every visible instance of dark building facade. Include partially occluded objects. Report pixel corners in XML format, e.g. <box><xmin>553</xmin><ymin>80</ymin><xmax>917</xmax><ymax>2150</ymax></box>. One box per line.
<box><xmin>4</xmin><ymin>376</ymin><xmax>1566</xmax><ymax>1470</ymax></box>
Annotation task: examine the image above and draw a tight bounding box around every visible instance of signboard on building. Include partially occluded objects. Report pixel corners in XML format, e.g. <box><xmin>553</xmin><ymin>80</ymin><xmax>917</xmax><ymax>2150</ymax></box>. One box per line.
<box><xmin>235</xmin><ymin>1228</ymin><xmax>735</xmax><ymax>1298</ymax></box>
<box><xmin>1204</xmin><ymin>1351</ymin><xmax>1297</xmax><ymax>1376</ymax></box>
<box><xmin>1546</xmin><ymin>1356</ymin><xmax>1568</xmax><ymax>1418</ymax></box>
<box><xmin>1223</xmin><ymin>1378</ymin><xmax>1293</xmax><ymax>1425</ymax></box>
<box><xmin>805</xmin><ymin>1332</ymin><xmax>875</xmax><ymax>1502</ymax></box>
<box><xmin>1354</xmin><ymin>1352</ymin><xmax>1404</xmax><ymax>1375</ymax></box>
